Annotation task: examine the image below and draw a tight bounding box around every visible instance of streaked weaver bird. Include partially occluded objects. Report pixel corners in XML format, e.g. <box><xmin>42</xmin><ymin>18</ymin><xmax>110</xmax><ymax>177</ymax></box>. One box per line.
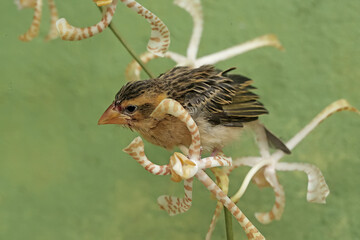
<box><xmin>98</xmin><ymin>65</ymin><xmax>290</xmax><ymax>154</ymax></box>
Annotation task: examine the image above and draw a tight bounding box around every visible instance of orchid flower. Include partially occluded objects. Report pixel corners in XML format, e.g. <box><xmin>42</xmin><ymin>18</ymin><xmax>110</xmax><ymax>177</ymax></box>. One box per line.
<box><xmin>205</xmin><ymin>99</ymin><xmax>359</xmax><ymax>239</ymax></box>
<box><xmin>122</xmin><ymin>1</ymin><xmax>359</xmax><ymax>239</ymax></box>
<box><xmin>125</xmin><ymin>0</ymin><xmax>283</xmax><ymax>81</ymax></box>
<box><xmin>56</xmin><ymin>0</ymin><xmax>170</xmax><ymax>56</ymax></box>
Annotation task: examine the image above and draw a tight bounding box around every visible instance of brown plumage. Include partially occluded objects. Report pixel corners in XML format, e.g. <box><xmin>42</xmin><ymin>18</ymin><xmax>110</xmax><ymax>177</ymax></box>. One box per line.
<box><xmin>98</xmin><ymin>65</ymin><xmax>290</xmax><ymax>154</ymax></box>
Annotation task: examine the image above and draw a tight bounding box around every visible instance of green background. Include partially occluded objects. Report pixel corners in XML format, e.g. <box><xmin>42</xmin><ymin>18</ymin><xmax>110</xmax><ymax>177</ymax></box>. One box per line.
<box><xmin>1</xmin><ymin>0</ymin><xmax>359</xmax><ymax>239</ymax></box>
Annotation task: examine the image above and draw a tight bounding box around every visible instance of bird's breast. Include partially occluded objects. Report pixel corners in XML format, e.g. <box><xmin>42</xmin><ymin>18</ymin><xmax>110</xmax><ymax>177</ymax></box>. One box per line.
<box><xmin>135</xmin><ymin>115</ymin><xmax>192</xmax><ymax>150</ymax></box>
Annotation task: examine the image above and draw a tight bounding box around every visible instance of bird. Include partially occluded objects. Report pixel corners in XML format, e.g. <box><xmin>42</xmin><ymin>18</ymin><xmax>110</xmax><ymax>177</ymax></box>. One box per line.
<box><xmin>98</xmin><ymin>65</ymin><xmax>290</xmax><ymax>155</ymax></box>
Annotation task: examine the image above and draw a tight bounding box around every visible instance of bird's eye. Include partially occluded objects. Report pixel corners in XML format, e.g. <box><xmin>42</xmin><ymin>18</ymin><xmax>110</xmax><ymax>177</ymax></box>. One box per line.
<box><xmin>125</xmin><ymin>105</ymin><xmax>137</xmax><ymax>114</ymax></box>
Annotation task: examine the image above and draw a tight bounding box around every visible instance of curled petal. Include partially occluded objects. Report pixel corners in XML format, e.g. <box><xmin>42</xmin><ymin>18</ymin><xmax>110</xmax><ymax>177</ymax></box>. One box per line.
<box><xmin>285</xmin><ymin>99</ymin><xmax>359</xmax><ymax>151</ymax></box>
<box><xmin>195</xmin><ymin>34</ymin><xmax>283</xmax><ymax>67</ymax></box>
<box><xmin>198</xmin><ymin>153</ymin><xmax>232</xmax><ymax>169</ymax></box>
<box><xmin>123</xmin><ymin>137</ymin><xmax>171</xmax><ymax>176</ymax></box>
<box><xmin>44</xmin><ymin>0</ymin><xmax>59</xmax><ymax>41</ymax></box>
<box><xmin>19</xmin><ymin>0</ymin><xmax>42</xmax><ymax>42</ymax></box>
<box><xmin>157</xmin><ymin>178</ymin><xmax>193</xmax><ymax>215</ymax></box>
<box><xmin>276</xmin><ymin>162</ymin><xmax>330</xmax><ymax>203</ymax></box>
<box><xmin>174</xmin><ymin>0</ymin><xmax>203</xmax><ymax>60</ymax></box>
<box><xmin>56</xmin><ymin>0</ymin><xmax>117</xmax><ymax>41</ymax></box>
<box><xmin>120</xmin><ymin>0</ymin><xmax>170</xmax><ymax>56</ymax></box>
<box><xmin>255</xmin><ymin>168</ymin><xmax>285</xmax><ymax>224</ymax></box>
<box><xmin>231</xmin><ymin>158</ymin><xmax>272</xmax><ymax>203</ymax></box>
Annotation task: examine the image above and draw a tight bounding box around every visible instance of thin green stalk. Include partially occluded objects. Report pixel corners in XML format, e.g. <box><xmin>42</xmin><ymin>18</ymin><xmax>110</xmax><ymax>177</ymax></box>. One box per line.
<box><xmin>97</xmin><ymin>6</ymin><xmax>155</xmax><ymax>79</ymax></box>
<box><xmin>224</xmin><ymin>206</ymin><xmax>234</xmax><ymax>240</ymax></box>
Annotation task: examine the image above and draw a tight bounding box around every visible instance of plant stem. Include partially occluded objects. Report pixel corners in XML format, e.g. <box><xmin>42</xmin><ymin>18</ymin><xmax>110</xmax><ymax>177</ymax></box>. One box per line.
<box><xmin>97</xmin><ymin>6</ymin><xmax>155</xmax><ymax>79</ymax></box>
<box><xmin>224</xmin><ymin>206</ymin><xmax>234</xmax><ymax>240</ymax></box>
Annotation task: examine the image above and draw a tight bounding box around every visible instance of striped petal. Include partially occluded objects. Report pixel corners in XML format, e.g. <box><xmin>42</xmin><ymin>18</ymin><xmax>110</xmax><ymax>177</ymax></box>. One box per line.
<box><xmin>44</xmin><ymin>0</ymin><xmax>59</xmax><ymax>41</ymax></box>
<box><xmin>19</xmin><ymin>0</ymin><xmax>42</xmax><ymax>41</ymax></box>
<box><xmin>174</xmin><ymin>0</ymin><xmax>203</xmax><ymax>60</ymax></box>
<box><xmin>195</xmin><ymin>34</ymin><xmax>283</xmax><ymax>67</ymax></box>
<box><xmin>56</xmin><ymin>0</ymin><xmax>117</xmax><ymax>41</ymax></box>
<box><xmin>276</xmin><ymin>162</ymin><xmax>330</xmax><ymax>203</ymax></box>
<box><xmin>157</xmin><ymin>178</ymin><xmax>193</xmax><ymax>216</ymax></box>
<box><xmin>120</xmin><ymin>0</ymin><xmax>170</xmax><ymax>56</ymax></box>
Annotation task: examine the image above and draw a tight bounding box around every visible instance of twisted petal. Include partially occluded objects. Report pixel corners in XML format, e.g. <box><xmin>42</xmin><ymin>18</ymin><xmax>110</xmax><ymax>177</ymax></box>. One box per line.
<box><xmin>123</xmin><ymin>137</ymin><xmax>171</xmax><ymax>176</ymax></box>
<box><xmin>56</xmin><ymin>0</ymin><xmax>117</xmax><ymax>41</ymax></box>
<box><xmin>195</xmin><ymin>34</ymin><xmax>283</xmax><ymax>67</ymax></box>
<box><xmin>285</xmin><ymin>99</ymin><xmax>359</xmax><ymax>151</ymax></box>
<box><xmin>198</xmin><ymin>153</ymin><xmax>232</xmax><ymax>169</ymax></box>
<box><xmin>174</xmin><ymin>0</ymin><xmax>203</xmax><ymax>60</ymax></box>
<box><xmin>19</xmin><ymin>0</ymin><xmax>42</xmax><ymax>42</ymax></box>
<box><xmin>276</xmin><ymin>162</ymin><xmax>330</xmax><ymax>203</ymax></box>
<box><xmin>157</xmin><ymin>178</ymin><xmax>193</xmax><ymax>215</ymax></box>
<box><xmin>121</xmin><ymin>0</ymin><xmax>170</xmax><ymax>56</ymax></box>
<box><xmin>255</xmin><ymin>168</ymin><xmax>285</xmax><ymax>224</ymax></box>
<box><xmin>44</xmin><ymin>0</ymin><xmax>59</xmax><ymax>41</ymax></box>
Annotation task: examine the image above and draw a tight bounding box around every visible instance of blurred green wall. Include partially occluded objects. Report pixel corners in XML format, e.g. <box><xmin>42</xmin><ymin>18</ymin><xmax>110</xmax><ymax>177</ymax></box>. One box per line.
<box><xmin>0</xmin><ymin>0</ymin><xmax>359</xmax><ymax>239</ymax></box>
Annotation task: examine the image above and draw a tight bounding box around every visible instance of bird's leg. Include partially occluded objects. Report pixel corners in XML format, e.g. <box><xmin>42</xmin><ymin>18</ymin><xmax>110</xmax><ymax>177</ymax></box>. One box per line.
<box><xmin>19</xmin><ymin>0</ymin><xmax>43</xmax><ymax>42</ymax></box>
<box><xmin>123</xmin><ymin>137</ymin><xmax>171</xmax><ymax>176</ymax></box>
<box><xmin>56</xmin><ymin>0</ymin><xmax>118</xmax><ymax>41</ymax></box>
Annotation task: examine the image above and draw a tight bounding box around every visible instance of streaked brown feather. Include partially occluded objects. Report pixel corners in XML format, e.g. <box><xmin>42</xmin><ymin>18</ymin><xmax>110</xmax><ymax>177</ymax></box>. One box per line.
<box><xmin>113</xmin><ymin>65</ymin><xmax>290</xmax><ymax>153</ymax></box>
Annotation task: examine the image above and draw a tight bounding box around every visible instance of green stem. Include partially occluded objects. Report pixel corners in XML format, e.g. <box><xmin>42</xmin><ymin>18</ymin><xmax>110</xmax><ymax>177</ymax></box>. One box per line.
<box><xmin>97</xmin><ymin>6</ymin><xmax>155</xmax><ymax>79</ymax></box>
<box><xmin>224</xmin><ymin>206</ymin><xmax>234</xmax><ymax>240</ymax></box>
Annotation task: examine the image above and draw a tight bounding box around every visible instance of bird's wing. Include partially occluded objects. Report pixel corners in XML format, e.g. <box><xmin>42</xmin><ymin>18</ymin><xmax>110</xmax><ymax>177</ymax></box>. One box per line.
<box><xmin>160</xmin><ymin>65</ymin><xmax>268</xmax><ymax>127</ymax></box>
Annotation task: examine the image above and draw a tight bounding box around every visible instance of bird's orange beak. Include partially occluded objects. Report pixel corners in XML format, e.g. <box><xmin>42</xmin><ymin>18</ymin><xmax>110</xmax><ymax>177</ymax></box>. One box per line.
<box><xmin>98</xmin><ymin>102</ymin><xmax>128</xmax><ymax>125</ymax></box>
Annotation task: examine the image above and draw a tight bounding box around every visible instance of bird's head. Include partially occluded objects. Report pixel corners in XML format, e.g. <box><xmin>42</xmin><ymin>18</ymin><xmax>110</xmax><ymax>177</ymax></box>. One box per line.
<box><xmin>98</xmin><ymin>79</ymin><xmax>167</xmax><ymax>129</ymax></box>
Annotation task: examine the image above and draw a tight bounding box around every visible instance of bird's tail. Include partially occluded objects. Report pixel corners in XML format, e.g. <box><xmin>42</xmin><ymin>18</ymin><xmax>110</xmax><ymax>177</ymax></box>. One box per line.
<box><xmin>264</xmin><ymin>127</ymin><xmax>291</xmax><ymax>154</ymax></box>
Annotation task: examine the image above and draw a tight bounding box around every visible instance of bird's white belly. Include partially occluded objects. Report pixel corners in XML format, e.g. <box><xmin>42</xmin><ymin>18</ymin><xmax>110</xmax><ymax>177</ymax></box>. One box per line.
<box><xmin>195</xmin><ymin>117</ymin><xmax>243</xmax><ymax>152</ymax></box>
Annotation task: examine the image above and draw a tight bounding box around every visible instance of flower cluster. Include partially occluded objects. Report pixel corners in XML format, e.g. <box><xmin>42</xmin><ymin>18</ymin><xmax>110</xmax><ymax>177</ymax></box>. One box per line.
<box><xmin>16</xmin><ymin>0</ymin><xmax>360</xmax><ymax>239</ymax></box>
